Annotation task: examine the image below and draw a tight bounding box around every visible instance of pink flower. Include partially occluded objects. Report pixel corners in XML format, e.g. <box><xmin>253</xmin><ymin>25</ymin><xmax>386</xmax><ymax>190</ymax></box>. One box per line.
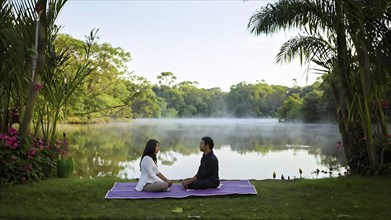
<box><xmin>8</xmin><ymin>127</ymin><xmax>17</xmax><ymax>136</ymax></box>
<box><xmin>34</xmin><ymin>83</ymin><xmax>43</xmax><ymax>91</ymax></box>
<box><xmin>55</xmin><ymin>140</ymin><xmax>62</xmax><ymax>148</ymax></box>
<box><xmin>28</xmin><ymin>148</ymin><xmax>36</xmax><ymax>157</ymax></box>
<box><xmin>59</xmin><ymin>149</ymin><xmax>66</xmax><ymax>156</ymax></box>
<box><xmin>11</xmin><ymin>155</ymin><xmax>17</xmax><ymax>161</ymax></box>
<box><xmin>20</xmin><ymin>177</ymin><xmax>26</xmax><ymax>182</ymax></box>
<box><xmin>6</xmin><ymin>136</ymin><xmax>19</xmax><ymax>149</ymax></box>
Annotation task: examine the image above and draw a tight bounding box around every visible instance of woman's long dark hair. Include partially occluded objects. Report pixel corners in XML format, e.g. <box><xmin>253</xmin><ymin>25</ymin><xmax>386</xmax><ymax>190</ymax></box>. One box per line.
<box><xmin>139</xmin><ymin>139</ymin><xmax>159</xmax><ymax>170</ymax></box>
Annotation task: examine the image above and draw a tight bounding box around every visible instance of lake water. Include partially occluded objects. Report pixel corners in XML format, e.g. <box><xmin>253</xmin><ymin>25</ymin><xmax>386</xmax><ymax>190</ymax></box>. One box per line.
<box><xmin>58</xmin><ymin>118</ymin><xmax>348</xmax><ymax>180</ymax></box>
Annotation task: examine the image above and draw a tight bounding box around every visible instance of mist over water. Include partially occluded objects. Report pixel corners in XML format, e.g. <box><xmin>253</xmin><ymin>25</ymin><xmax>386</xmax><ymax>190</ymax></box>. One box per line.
<box><xmin>59</xmin><ymin>118</ymin><xmax>347</xmax><ymax>180</ymax></box>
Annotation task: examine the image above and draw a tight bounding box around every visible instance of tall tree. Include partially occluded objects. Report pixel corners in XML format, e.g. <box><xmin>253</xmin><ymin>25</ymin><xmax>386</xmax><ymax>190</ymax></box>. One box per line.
<box><xmin>248</xmin><ymin>0</ymin><xmax>391</xmax><ymax>173</ymax></box>
<box><xmin>0</xmin><ymin>0</ymin><xmax>41</xmax><ymax>133</ymax></box>
<box><xmin>56</xmin><ymin>34</ymin><xmax>133</xmax><ymax>122</ymax></box>
<box><xmin>19</xmin><ymin>0</ymin><xmax>49</xmax><ymax>135</ymax></box>
<box><xmin>2</xmin><ymin>0</ymin><xmax>69</xmax><ymax>136</ymax></box>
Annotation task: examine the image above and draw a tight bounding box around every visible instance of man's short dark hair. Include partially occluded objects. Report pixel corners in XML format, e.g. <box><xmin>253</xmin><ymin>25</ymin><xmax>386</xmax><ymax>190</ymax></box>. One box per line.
<box><xmin>202</xmin><ymin>136</ymin><xmax>214</xmax><ymax>150</ymax></box>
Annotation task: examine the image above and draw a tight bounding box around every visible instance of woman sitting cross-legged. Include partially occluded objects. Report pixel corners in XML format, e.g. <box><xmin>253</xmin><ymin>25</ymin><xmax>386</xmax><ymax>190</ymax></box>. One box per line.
<box><xmin>135</xmin><ymin>139</ymin><xmax>173</xmax><ymax>192</ymax></box>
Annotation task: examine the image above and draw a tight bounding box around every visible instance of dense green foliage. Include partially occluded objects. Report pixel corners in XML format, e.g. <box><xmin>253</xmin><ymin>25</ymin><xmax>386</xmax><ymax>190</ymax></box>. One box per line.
<box><xmin>0</xmin><ymin>176</ymin><xmax>390</xmax><ymax>219</ymax></box>
<box><xmin>0</xmin><ymin>0</ymin><xmax>77</xmax><ymax>184</ymax></box>
<box><xmin>248</xmin><ymin>0</ymin><xmax>391</xmax><ymax>174</ymax></box>
<box><xmin>34</xmin><ymin>32</ymin><xmax>347</xmax><ymax>123</ymax></box>
<box><xmin>51</xmin><ymin>39</ymin><xmax>343</xmax><ymax>122</ymax></box>
<box><xmin>0</xmin><ymin>127</ymin><xmax>70</xmax><ymax>184</ymax></box>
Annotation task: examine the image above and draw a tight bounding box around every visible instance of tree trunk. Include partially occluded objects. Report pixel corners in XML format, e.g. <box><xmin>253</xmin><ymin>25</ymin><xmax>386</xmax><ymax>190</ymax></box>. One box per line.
<box><xmin>349</xmin><ymin>1</ymin><xmax>378</xmax><ymax>172</ymax></box>
<box><xmin>19</xmin><ymin>0</ymin><xmax>47</xmax><ymax>136</ymax></box>
<box><xmin>334</xmin><ymin>0</ymin><xmax>358</xmax><ymax>171</ymax></box>
<box><xmin>358</xmin><ymin>35</ymin><xmax>378</xmax><ymax>171</ymax></box>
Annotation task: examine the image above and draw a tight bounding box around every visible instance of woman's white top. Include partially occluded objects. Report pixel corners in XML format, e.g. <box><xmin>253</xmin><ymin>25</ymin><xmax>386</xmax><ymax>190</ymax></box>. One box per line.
<box><xmin>135</xmin><ymin>156</ymin><xmax>162</xmax><ymax>191</ymax></box>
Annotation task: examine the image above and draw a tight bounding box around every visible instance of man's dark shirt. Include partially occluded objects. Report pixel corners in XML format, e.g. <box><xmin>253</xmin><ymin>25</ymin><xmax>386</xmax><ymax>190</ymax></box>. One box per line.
<box><xmin>195</xmin><ymin>150</ymin><xmax>219</xmax><ymax>186</ymax></box>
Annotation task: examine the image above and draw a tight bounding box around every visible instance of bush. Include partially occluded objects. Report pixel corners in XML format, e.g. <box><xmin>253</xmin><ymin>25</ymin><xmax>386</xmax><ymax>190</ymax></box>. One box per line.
<box><xmin>0</xmin><ymin>128</ymin><xmax>71</xmax><ymax>184</ymax></box>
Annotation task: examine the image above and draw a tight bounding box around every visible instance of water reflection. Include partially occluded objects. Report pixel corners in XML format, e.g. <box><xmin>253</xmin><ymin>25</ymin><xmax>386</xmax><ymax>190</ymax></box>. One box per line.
<box><xmin>58</xmin><ymin>118</ymin><xmax>347</xmax><ymax>180</ymax></box>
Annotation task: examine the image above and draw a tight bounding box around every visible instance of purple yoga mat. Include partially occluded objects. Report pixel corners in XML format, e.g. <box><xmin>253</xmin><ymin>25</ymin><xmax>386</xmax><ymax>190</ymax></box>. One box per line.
<box><xmin>105</xmin><ymin>180</ymin><xmax>257</xmax><ymax>199</ymax></box>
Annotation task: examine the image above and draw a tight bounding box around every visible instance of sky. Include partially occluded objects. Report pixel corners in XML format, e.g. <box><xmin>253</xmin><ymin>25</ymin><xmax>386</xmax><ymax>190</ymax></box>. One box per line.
<box><xmin>56</xmin><ymin>0</ymin><xmax>319</xmax><ymax>91</ymax></box>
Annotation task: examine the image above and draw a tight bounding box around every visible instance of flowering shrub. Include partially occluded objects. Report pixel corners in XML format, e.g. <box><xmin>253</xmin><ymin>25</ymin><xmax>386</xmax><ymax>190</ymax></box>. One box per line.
<box><xmin>0</xmin><ymin>128</ymin><xmax>69</xmax><ymax>184</ymax></box>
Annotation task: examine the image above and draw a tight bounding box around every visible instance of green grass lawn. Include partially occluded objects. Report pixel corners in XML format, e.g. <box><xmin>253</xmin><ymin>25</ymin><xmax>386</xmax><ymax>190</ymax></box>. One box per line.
<box><xmin>1</xmin><ymin>175</ymin><xmax>390</xmax><ymax>219</ymax></box>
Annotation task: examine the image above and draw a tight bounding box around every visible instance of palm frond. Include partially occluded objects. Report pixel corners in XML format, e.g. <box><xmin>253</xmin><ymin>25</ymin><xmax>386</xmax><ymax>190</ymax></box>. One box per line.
<box><xmin>275</xmin><ymin>35</ymin><xmax>335</xmax><ymax>69</ymax></box>
<box><xmin>248</xmin><ymin>0</ymin><xmax>336</xmax><ymax>36</ymax></box>
<box><xmin>47</xmin><ymin>0</ymin><xmax>67</xmax><ymax>27</ymax></box>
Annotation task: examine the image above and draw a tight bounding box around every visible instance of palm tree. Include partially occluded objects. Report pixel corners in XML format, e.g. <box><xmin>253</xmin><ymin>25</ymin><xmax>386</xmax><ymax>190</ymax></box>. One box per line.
<box><xmin>0</xmin><ymin>0</ymin><xmax>56</xmax><ymax>134</ymax></box>
<box><xmin>1</xmin><ymin>0</ymin><xmax>98</xmax><ymax>145</ymax></box>
<box><xmin>0</xmin><ymin>0</ymin><xmax>36</xmax><ymax>133</ymax></box>
<box><xmin>248</xmin><ymin>0</ymin><xmax>391</xmax><ymax>173</ymax></box>
<box><xmin>1</xmin><ymin>0</ymin><xmax>68</xmax><ymax>137</ymax></box>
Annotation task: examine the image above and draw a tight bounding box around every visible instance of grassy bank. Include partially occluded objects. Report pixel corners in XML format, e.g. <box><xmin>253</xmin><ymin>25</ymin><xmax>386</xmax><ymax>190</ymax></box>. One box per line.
<box><xmin>1</xmin><ymin>176</ymin><xmax>390</xmax><ymax>219</ymax></box>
